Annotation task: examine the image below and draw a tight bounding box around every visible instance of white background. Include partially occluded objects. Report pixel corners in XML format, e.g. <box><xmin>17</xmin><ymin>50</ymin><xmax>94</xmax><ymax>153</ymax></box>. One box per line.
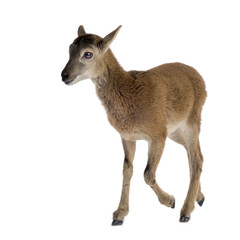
<box><xmin>1</xmin><ymin>0</ymin><xmax>240</xmax><ymax>239</ymax></box>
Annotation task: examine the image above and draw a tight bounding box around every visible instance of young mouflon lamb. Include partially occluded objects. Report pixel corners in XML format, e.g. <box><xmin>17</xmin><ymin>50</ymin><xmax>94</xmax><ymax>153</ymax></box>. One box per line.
<box><xmin>61</xmin><ymin>25</ymin><xmax>207</xmax><ymax>225</ymax></box>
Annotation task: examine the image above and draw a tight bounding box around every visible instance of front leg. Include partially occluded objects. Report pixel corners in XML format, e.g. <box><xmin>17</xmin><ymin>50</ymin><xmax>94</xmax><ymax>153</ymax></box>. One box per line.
<box><xmin>144</xmin><ymin>138</ymin><xmax>175</xmax><ymax>208</ymax></box>
<box><xmin>112</xmin><ymin>139</ymin><xmax>136</xmax><ymax>226</ymax></box>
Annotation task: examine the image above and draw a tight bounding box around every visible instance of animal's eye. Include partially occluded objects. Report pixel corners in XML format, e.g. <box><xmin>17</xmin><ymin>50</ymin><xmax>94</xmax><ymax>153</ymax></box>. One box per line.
<box><xmin>84</xmin><ymin>52</ymin><xmax>93</xmax><ymax>59</ymax></box>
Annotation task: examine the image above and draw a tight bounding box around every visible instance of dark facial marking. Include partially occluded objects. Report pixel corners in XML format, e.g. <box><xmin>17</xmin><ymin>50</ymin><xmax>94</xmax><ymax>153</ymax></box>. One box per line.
<box><xmin>72</xmin><ymin>34</ymin><xmax>97</xmax><ymax>50</ymax></box>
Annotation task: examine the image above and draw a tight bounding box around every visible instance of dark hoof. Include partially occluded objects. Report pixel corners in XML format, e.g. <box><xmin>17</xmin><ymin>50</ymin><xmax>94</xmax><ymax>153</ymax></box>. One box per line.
<box><xmin>198</xmin><ymin>197</ymin><xmax>205</xmax><ymax>207</ymax></box>
<box><xmin>171</xmin><ymin>200</ymin><xmax>175</xmax><ymax>209</ymax></box>
<box><xmin>112</xmin><ymin>219</ymin><xmax>123</xmax><ymax>226</ymax></box>
<box><xmin>179</xmin><ymin>215</ymin><xmax>190</xmax><ymax>222</ymax></box>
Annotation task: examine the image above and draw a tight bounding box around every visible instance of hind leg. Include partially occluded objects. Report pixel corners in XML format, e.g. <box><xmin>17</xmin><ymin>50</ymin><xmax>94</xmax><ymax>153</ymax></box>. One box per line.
<box><xmin>179</xmin><ymin>125</ymin><xmax>204</xmax><ymax>222</ymax></box>
<box><xmin>168</xmin><ymin>128</ymin><xmax>205</xmax><ymax>207</ymax></box>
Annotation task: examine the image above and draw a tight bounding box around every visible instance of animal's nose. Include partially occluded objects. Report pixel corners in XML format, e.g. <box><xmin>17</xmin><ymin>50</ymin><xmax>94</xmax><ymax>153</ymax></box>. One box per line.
<box><xmin>61</xmin><ymin>71</ymin><xmax>69</xmax><ymax>81</ymax></box>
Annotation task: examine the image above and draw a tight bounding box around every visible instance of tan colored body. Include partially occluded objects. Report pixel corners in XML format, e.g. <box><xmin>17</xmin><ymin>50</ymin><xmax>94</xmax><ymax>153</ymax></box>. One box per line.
<box><xmin>61</xmin><ymin>26</ymin><xmax>207</xmax><ymax>224</ymax></box>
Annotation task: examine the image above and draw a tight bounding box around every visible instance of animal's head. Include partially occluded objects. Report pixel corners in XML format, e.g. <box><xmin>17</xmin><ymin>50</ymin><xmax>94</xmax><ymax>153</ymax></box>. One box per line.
<box><xmin>61</xmin><ymin>25</ymin><xmax>121</xmax><ymax>85</ymax></box>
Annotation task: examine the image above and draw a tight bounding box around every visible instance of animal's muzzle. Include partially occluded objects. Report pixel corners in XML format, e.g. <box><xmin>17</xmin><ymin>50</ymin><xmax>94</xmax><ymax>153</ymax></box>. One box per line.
<box><xmin>61</xmin><ymin>70</ymin><xmax>69</xmax><ymax>82</ymax></box>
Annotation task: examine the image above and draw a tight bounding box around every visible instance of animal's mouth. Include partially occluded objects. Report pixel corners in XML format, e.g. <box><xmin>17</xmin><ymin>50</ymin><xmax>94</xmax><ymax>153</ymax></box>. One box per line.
<box><xmin>64</xmin><ymin>78</ymin><xmax>74</xmax><ymax>85</ymax></box>
<box><xmin>62</xmin><ymin>74</ymin><xmax>84</xmax><ymax>85</ymax></box>
<box><xmin>63</xmin><ymin>75</ymin><xmax>79</xmax><ymax>85</ymax></box>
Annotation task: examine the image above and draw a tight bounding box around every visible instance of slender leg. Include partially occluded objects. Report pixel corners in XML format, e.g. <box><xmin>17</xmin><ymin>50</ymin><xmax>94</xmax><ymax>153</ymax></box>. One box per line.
<box><xmin>112</xmin><ymin>139</ymin><xmax>136</xmax><ymax>226</ymax></box>
<box><xmin>168</xmin><ymin>128</ymin><xmax>205</xmax><ymax>207</ymax></box>
<box><xmin>180</xmin><ymin>127</ymin><xmax>204</xmax><ymax>222</ymax></box>
<box><xmin>144</xmin><ymin>138</ymin><xmax>175</xmax><ymax>208</ymax></box>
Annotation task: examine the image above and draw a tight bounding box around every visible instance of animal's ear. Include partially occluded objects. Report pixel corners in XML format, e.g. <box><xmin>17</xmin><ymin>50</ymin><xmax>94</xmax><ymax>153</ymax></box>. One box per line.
<box><xmin>78</xmin><ymin>25</ymin><xmax>86</xmax><ymax>36</ymax></box>
<box><xmin>99</xmin><ymin>25</ymin><xmax>122</xmax><ymax>52</ymax></box>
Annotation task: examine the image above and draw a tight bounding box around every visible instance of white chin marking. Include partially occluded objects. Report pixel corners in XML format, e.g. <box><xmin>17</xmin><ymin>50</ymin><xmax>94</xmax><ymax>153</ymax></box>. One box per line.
<box><xmin>68</xmin><ymin>75</ymin><xmax>87</xmax><ymax>85</ymax></box>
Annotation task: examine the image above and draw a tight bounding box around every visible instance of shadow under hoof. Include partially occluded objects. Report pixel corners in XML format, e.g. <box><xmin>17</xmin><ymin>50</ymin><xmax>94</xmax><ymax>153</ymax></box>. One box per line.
<box><xmin>179</xmin><ymin>215</ymin><xmax>190</xmax><ymax>222</ymax></box>
<box><xmin>198</xmin><ymin>197</ymin><xmax>205</xmax><ymax>207</ymax></box>
<box><xmin>112</xmin><ymin>219</ymin><xmax>123</xmax><ymax>226</ymax></box>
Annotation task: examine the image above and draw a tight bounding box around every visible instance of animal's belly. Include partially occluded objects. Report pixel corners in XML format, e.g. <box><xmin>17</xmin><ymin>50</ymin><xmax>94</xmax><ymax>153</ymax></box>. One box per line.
<box><xmin>166</xmin><ymin>118</ymin><xmax>187</xmax><ymax>136</ymax></box>
<box><xmin>120</xmin><ymin>131</ymin><xmax>150</xmax><ymax>142</ymax></box>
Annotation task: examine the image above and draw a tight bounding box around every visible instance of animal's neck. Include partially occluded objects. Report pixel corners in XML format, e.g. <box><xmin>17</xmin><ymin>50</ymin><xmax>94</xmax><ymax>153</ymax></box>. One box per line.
<box><xmin>91</xmin><ymin>50</ymin><xmax>132</xmax><ymax>124</ymax></box>
<box><xmin>91</xmin><ymin>49</ymin><xmax>129</xmax><ymax>89</ymax></box>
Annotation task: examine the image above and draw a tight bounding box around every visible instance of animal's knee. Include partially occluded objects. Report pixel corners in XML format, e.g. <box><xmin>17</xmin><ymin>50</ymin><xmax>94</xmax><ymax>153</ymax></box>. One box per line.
<box><xmin>144</xmin><ymin>167</ymin><xmax>156</xmax><ymax>186</ymax></box>
<box><xmin>123</xmin><ymin>157</ymin><xmax>133</xmax><ymax>178</ymax></box>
